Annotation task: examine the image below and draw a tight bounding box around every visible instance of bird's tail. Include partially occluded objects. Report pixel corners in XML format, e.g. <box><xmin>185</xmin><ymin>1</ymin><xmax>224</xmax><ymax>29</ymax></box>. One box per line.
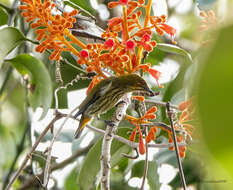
<box><xmin>74</xmin><ymin>114</ymin><xmax>91</xmax><ymax>139</ymax></box>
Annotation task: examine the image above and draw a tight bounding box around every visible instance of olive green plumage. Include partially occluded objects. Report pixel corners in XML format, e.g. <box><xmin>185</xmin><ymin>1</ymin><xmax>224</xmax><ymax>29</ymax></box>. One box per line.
<box><xmin>74</xmin><ymin>74</ymin><xmax>154</xmax><ymax>138</ymax></box>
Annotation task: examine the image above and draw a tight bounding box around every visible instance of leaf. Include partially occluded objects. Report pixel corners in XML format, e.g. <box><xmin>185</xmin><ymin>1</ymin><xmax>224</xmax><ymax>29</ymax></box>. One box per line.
<box><xmin>0</xmin><ymin>7</ymin><xmax>8</xmax><ymax>26</ymax></box>
<box><xmin>0</xmin><ymin>27</ymin><xmax>26</xmax><ymax>64</ymax></box>
<box><xmin>67</xmin><ymin>0</ymin><xmax>95</xmax><ymax>15</ymax></box>
<box><xmin>131</xmin><ymin>161</ymin><xmax>160</xmax><ymax>190</ymax></box>
<box><xmin>147</xmin><ymin>161</ymin><xmax>160</xmax><ymax>190</ymax></box>
<box><xmin>65</xmin><ymin>169</ymin><xmax>80</xmax><ymax>190</ymax></box>
<box><xmin>154</xmin><ymin>149</ymin><xmax>177</xmax><ymax>167</ymax></box>
<box><xmin>78</xmin><ymin>128</ymin><xmax>132</xmax><ymax>190</ymax></box>
<box><xmin>156</xmin><ymin>43</ymin><xmax>193</xmax><ymax>64</ymax></box>
<box><xmin>131</xmin><ymin>160</ymin><xmax>144</xmax><ymax>178</ymax></box>
<box><xmin>60</xmin><ymin>52</ymin><xmax>91</xmax><ymax>92</ymax></box>
<box><xmin>8</xmin><ymin>54</ymin><xmax>52</xmax><ymax>119</ymax></box>
<box><xmin>197</xmin><ymin>24</ymin><xmax>233</xmax><ymax>189</ymax></box>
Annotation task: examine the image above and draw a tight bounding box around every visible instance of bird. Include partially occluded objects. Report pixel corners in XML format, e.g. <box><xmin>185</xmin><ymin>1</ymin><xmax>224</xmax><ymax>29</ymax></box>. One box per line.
<box><xmin>73</xmin><ymin>74</ymin><xmax>154</xmax><ymax>138</ymax></box>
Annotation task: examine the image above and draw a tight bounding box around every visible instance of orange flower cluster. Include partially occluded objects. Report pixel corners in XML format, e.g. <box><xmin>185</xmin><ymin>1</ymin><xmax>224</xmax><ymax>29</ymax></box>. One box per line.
<box><xmin>19</xmin><ymin>0</ymin><xmax>175</xmax><ymax>89</ymax></box>
<box><xmin>167</xmin><ymin>99</ymin><xmax>195</xmax><ymax>158</ymax></box>
<box><xmin>19</xmin><ymin>0</ymin><xmax>85</xmax><ymax>61</ymax></box>
<box><xmin>127</xmin><ymin>106</ymin><xmax>157</xmax><ymax>125</ymax></box>
<box><xmin>198</xmin><ymin>10</ymin><xmax>217</xmax><ymax>31</ymax></box>
<box><xmin>19</xmin><ymin>0</ymin><xmax>179</xmax><ymax>155</ymax></box>
<box><xmin>128</xmin><ymin>106</ymin><xmax>157</xmax><ymax>154</ymax></box>
<box><xmin>168</xmin><ymin>135</ymin><xmax>186</xmax><ymax>158</ymax></box>
<box><xmin>178</xmin><ymin>99</ymin><xmax>195</xmax><ymax>135</ymax></box>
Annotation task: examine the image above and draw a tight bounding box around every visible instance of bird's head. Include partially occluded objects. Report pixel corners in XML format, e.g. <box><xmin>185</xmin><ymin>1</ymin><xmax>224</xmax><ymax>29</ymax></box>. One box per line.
<box><xmin>117</xmin><ymin>74</ymin><xmax>154</xmax><ymax>96</ymax></box>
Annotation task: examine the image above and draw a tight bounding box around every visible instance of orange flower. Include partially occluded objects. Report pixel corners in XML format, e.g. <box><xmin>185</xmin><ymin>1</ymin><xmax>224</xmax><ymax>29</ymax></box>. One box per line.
<box><xmin>138</xmin><ymin>127</ymin><xmax>145</xmax><ymax>154</ymax></box>
<box><xmin>199</xmin><ymin>10</ymin><xmax>217</xmax><ymax>31</ymax></box>
<box><xmin>128</xmin><ymin>125</ymin><xmax>145</xmax><ymax>155</ymax></box>
<box><xmin>150</xmin><ymin>15</ymin><xmax>176</xmax><ymax>44</ymax></box>
<box><xmin>148</xmin><ymin>68</ymin><xmax>161</xmax><ymax>87</ymax></box>
<box><xmin>19</xmin><ymin>0</ymin><xmax>87</xmax><ymax>61</ymax></box>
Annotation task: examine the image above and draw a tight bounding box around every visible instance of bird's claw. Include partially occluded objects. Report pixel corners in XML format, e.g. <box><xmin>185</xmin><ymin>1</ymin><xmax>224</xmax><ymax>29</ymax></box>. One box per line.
<box><xmin>104</xmin><ymin>120</ymin><xmax>115</xmax><ymax>127</ymax></box>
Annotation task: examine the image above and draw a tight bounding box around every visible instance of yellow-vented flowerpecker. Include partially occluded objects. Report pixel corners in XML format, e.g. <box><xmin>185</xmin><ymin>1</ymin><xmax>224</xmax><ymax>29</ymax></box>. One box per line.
<box><xmin>74</xmin><ymin>74</ymin><xmax>154</xmax><ymax>138</ymax></box>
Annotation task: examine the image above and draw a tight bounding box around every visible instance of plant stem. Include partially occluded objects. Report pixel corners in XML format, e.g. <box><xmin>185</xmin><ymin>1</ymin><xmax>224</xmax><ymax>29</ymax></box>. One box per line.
<box><xmin>166</xmin><ymin>102</ymin><xmax>187</xmax><ymax>190</ymax></box>
<box><xmin>64</xmin><ymin>29</ymin><xmax>87</xmax><ymax>49</ymax></box>
<box><xmin>4</xmin><ymin>114</ymin><xmax>63</xmax><ymax>190</ymax></box>
<box><xmin>2</xmin><ymin>114</ymin><xmax>30</xmax><ymax>189</ymax></box>
<box><xmin>8</xmin><ymin>0</ymin><xmax>19</xmax><ymax>26</ymax></box>
<box><xmin>145</xmin><ymin>99</ymin><xmax>179</xmax><ymax>109</ymax></box>
<box><xmin>0</xmin><ymin>2</ymin><xmax>11</xmax><ymax>12</ymax></box>
<box><xmin>0</xmin><ymin>66</ymin><xmax>12</xmax><ymax>97</ymax></box>
<box><xmin>17</xmin><ymin>142</ymin><xmax>94</xmax><ymax>190</ymax></box>
<box><xmin>42</xmin><ymin>106</ymin><xmax>80</xmax><ymax>188</ymax></box>
<box><xmin>136</xmin><ymin>0</ymin><xmax>152</xmax><ymax>66</ymax></box>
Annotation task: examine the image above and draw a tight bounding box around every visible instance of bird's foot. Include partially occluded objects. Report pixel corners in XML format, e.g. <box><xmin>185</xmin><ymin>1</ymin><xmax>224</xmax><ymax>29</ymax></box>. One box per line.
<box><xmin>115</xmin><ymin>100</ymin><xmax>126</xmax><ymax>107</ymax></box>
<box><xmin>96</xmin><ymin>116</ymin><xmax>115</xmax><ymax>127</ymax></box>
<box><xmin>104</xmin><ymin>120</ymin><xmax>115</xmax><ymax>127</ymax></box>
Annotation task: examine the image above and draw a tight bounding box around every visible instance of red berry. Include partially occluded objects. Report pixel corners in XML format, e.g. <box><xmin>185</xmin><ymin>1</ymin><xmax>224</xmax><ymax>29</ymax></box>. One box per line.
<box><xmin>119</xmin><ymin>0</ymin><xmax>128</xmax><ymax>5</ymax></box>
<box><xmin>126</xmin><ymin>39</ymin><xmax>135</xmax><ymax>50</ymax></box>
<box><xmin>80</xmin><ymin>49</ymin><xmax>89</xmax><ymax>58</ymax></box>
<box><xmin>104</xmin><ymin>38</ymin><xmax>115</xmax><ymax>48</ymax></box>
<box><xmin>142</xmin><ymin>33</ymin><xmax>151</xmax><ymax>42</ymax></box>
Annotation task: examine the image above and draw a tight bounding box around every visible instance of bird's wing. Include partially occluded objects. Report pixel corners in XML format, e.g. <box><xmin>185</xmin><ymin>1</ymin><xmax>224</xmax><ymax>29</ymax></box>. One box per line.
<box><xmin>74</xmin><ymin>79</ymin><xmax>113</xmax><ymax>118</ymax></box>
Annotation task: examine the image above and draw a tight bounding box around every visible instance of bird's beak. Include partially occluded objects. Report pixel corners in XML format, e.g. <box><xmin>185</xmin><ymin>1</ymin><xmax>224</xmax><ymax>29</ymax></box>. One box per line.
<box><xmin>145</xmin><ymin>87</ymin><xmax>154</xmax><ymax>96</ymax></box>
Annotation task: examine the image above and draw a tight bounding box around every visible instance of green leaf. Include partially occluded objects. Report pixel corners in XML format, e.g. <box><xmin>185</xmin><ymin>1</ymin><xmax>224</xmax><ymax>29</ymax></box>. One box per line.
<box><xmin>131</xmin><ymin>161</ymin><xmax>160</xmax><ymax>190</ymax></box>
<box><xmin>197</xmin><ymin>24</ymin><xmax>233</xmax><ymax>189</ymax></box>
<box><xmin>131</xmin><ymin>160</ymin><xmax>144</xmax><ymax>178</ymax></box>
<box><xmin>66</xmin><ymin>0</ymin><xmax>95</xmax><ymax>15</ymax></box>
<box><xmin>0</xmin><ymin>7</ymin><xmax>8</xmax><ymax>26</ymax></box>
<box><xmin>147</xmin><ymin>161</ymin><xmax>160</xmax><ymax>190</ymax></box>
<box><xmin>0</xmin><ymin>27</ymin><xmax>26</xmax><ymax>64</ymax></box>
<box><xmin>8</xmin><ymin>54</ymin><xmax>52</xmax><ymax>119</ymax></box>
<box><xmin>65</xmin><ymin>169</ymin><xmax>80</xmax><ymax>190</ymax></box>
<box><xmin>154</xmin><ymin>149</ymin><xmax>177</xmax><ymax>167</ymax></box>
<box><xmin>60</xmin><ymin>52</ymin><xmax>91</xmax><ymax>92</ymax></box>
<box><xmin>78</xmin><ymin>128</ymin><xmax>132</xmax><ymax>190</ymax></box>
<box><xmin>156</xmin><ymin>43</ymin><xmax>193</xmax><ymax>64</ymax></box>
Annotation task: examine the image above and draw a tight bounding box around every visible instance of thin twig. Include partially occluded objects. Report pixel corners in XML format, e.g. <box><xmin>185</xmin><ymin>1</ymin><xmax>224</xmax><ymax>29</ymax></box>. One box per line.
<box><xmin>8</xmin><ymin>0</ymin><xmax>19</xmax><ymax>26</ymax></box>
<box><xmin>0</xmin><ymin>66</ymin><xmax>12</xmax><ymax>97</ymax></box>
<box><xmin>166</xmin><ymin>102</ymin><xmax>187</xmax><ymax>190</ymax></box>
<box><xmin>42</xmin><ymin>106</ymin><xmax>80</xmax><ymax>188</ymax></box>
<box><xmin>101</xmin><ymin>95</ymin><xmax>131</xmax><ymax>190</ymax></box>
<box><xmin>85</xmin><ymin>122</ymin><xmax>186</xmax><ymax>149</ymax></box>
<box><xmin>138</xmin><ymin>99</ymin><xmax>148</xmax><ymax>190</ymax></box>
<box><xmin>145</xmin><ymin>99</ymin><xmax>179</xmax><ymax>109</ymax></box>
<box><xmin>17</xmin><ymin>142</ymin><xmax>94</xmax><ymax>190</ymax></box>
<box><xmin>2</xmin><ymin>111</ymin><xmax>30</xmax><ymax>189</ymax></box>
<box><xmin>121</xmin><ymin>148</ymin><xmax>139</xmax><ymax>159</ymax></box>
<box><xmin>4</xmin><ymin>113</ymin><xmax>63</xmax><ymax>190</ymax></box>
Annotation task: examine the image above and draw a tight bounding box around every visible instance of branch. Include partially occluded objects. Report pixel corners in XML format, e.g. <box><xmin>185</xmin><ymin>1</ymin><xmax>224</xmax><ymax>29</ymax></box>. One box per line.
<box><xmin>86</xmin><ymin>123</ymin><xmax>186</xmax><ymax>149</ymax></box>
<box><xmin>42</xmin><ymin>106</ymin><xmax>80</xmax><ymax>188</ymax></box>
<box><xmin>4</xmin><ymin>113</ymin><xmax>63</xmax><ymax>190</ymax></box>
<box><xmin>166</xmin><ymin>102</ymin><xmax>187</xmax><ymax>190</ymax></box>
<box><xmin>145</xmin><ymin>99</ymin><xmax>179</xmax><ymax>109</ymax></box>
<box><xmin>101</xmin><ymin>95</ymin><xmax>131</xmax><ymax>190</ymax></box>
<box><xmin>138</xmin><ymin>101</ymin><xmax>148</xmax><ymax>190</ymax></box>
<box><xmin>17</xmin><ymin>142</ymin><xmax>94</xmax><ymax>190</ymax></box>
